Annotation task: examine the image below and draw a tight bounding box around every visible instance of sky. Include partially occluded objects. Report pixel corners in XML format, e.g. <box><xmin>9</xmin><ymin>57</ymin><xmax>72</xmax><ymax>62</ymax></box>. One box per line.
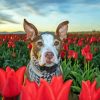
<box><xmin>0</xmin><ymin>0</ymin><xmax>100</xmax><ymax>32</ymax></box>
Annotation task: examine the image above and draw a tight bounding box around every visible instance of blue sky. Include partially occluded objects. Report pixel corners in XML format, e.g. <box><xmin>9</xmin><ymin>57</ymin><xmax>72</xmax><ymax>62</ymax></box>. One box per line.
<box><xmin>0</xmin><ymin>0</ymin><xmax>100</xmax><ymax>32</ymax></box>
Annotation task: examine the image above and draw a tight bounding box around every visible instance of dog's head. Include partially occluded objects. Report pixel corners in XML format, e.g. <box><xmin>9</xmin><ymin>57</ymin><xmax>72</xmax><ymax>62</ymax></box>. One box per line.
<box><xmin>24</xmin><ymin>19</ymin><xmax>69</xmax><ymax>67</ymax></box>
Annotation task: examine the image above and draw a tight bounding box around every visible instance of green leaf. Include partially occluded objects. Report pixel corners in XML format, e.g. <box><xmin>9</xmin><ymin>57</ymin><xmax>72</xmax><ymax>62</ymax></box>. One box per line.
<box><xmin>71</xmin><ymin>71</ymin><xmax>82</xmax><ymax>84</ymax></box>
<box><xmin>71</xmin><ymin>86</ymin><xmax>81</xmax><ymax>93</ymax></box>
<box><xmin>96</xmin><ymin>75</ymin><xmax>100</xmax><ymax>88</ymax></box>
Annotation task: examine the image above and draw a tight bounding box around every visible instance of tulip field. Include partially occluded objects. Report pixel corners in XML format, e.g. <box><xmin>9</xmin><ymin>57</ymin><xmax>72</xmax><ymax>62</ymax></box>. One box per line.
<box><xmin>0</xmin><ymin>33</ymin><xmax>100</xmax><ymax>100</ymax></box>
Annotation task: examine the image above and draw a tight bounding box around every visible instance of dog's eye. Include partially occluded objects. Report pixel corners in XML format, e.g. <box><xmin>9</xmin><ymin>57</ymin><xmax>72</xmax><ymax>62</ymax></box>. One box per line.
<box><xmin>37</xmin><ymin>41</ymin><xmax>43</xmax><ymax>47</ymax></box>
<box><xmin>54</xmin><ymin>40</ymin><xmax>60</xmax><ymax>46</ymax></box>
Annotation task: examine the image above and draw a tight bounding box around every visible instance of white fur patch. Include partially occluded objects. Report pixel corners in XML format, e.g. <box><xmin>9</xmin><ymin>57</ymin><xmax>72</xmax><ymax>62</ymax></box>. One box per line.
<box><xmin>39</xmin><ymin>33</ymin><xmax>60</xmax><ymax>67</ymax></box>
<box><xmin>42</xmin><ymin>33</ymin><xmax>54</xmax><ymax>46</ymax></box>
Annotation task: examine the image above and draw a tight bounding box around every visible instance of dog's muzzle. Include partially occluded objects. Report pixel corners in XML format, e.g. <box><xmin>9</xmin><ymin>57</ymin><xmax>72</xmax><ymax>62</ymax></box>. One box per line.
<box><xmin>39</xmin><ymin>48</ymin><xmax>60</xmax><ymax>67</ymax></box>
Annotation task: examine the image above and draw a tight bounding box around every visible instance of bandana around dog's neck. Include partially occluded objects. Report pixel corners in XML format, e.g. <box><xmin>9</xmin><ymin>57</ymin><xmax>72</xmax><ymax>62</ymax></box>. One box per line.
<box><xmin>28</xmin><ymin>61</ymin><xmax>61</xmax><ymax>83</ymax></box>
<box><xmin>39</xmin><ymin>64</ymin><xmax>58</xmax><ymax>73</ymax></box>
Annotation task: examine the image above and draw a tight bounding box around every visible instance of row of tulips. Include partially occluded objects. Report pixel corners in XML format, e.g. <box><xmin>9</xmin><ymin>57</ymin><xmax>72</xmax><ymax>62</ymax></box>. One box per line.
<box><xmin>0</xmin><ymin>33</ymin><xmax>100</xmax><ymax>45</ymax></box>
<box><xmin>0</xmin><ymin>66</ymin><xmax>100</xmax><ymax>100</ymax></box>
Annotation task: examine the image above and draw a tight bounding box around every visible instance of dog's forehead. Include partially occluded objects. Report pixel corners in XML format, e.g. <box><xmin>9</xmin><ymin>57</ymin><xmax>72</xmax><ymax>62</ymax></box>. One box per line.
<box><xmin>32</xmin><ymin>33</ymin><xmax>61</xmax><ymax>43</ymax></box>
<box><xmin>41</xmin><ymin>33</ymin><xmax>61</xmax><ymax>45</ymax></box>
<box><xmin>41</xmin><ymin>33</ymin><xmax>54</xmax><ymax>45</ymax></box>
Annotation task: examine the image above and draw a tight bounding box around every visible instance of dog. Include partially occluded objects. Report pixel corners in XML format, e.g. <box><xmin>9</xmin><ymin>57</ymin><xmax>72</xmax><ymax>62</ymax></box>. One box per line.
<box><xmin>23</xmin><ymin>19</ymin><xmax>69</xmax><ymax>83</ymax></box>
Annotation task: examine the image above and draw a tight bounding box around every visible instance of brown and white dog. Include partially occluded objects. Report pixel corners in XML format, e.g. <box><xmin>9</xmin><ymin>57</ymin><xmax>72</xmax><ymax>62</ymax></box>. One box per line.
<box><xmin>24</xmin><ymin>19</ymin><xmax>69</xmax><ymax>83</ymax></box>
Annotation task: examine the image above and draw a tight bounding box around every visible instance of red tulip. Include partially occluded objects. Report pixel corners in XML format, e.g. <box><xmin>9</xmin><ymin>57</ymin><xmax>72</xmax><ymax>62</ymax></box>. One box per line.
<box><xmin>79</xmin><ymin>80</ymin><xmax>100</xmax><ymax>100</ymax></box>
<box><xmin>85</xmin><ymin>52</ymin><xmax>93</xmax><ymax>61</ymax></box>
<box><xmin>90</xmin><ymin>37</ymin><xmax>97</xmax><ymax>44</ymax></box>
<box><xmin>77</xmin><ymin>40</ymin><xmax>83</xmax><ymax>46</ymax></box>
<box><xmin>68</xmin><ymin>50</ymin><xmax>78</xmax><ymax>59</ymax></box>
<box><xmin>81</xmin><ymin>45</ymin><xmax>90</xmax><ymax>56</ymax></box>
<box><xmin>50</xmin><ymin>76</ymin><xmax>73</xmax><ymax>100</ymax></box>
<box><xmin>7</xmin><ymin>41</ymin><xmax>15</xmax><ymax>48</ymax></box>
<box><xmin>63</xmin><ymin>44</ymin><xmax>69</xmax><ymax>51</ymax></box>
<box><xmin>27</xmin><ymin>43</ymin><xmax>32</xmax><ymax>50</ymax></box>
<box><xmin>20</xmin><ymin>76</ymin><xmax>72</xmax><ymax>100</ymax></box>
<box><xmin>60</xmin><ymin>50</ymin><xmax>66</xmax><ymax>58</ymax></box>
<box><xmin>20</xmin><ymin>79</ymin><xmax>55</xmax><ymax>100</ymax></box>
<box><xmin>67</xmin><ymin>38</ymin><xmax>73</xmax><ymax>44</ymax></box>
<box><xmin>73</xmin><ymin>37</ymin><xmax>77</xmax><ymax>44</ymax></box>
<box><xmin>72</xmin><ymin>51</ymin><xmax>78</xmax><ymax>59</ymax></box>
<box><xmin>0</xmin><ymin>66</ymin><xmax>26</xmax><ymax>97</ymax></box>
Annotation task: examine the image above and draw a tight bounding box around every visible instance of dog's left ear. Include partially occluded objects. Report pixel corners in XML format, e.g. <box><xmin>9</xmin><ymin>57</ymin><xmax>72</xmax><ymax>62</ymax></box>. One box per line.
<box><xmin>55</xmin><ymin>21</ymin><xmax>69</xmax><ymax>40</ymax></box>
<box><xmin>24</xmin><ymin>19</ymin><xmax>39</xmax><ymax>41</ymax></box>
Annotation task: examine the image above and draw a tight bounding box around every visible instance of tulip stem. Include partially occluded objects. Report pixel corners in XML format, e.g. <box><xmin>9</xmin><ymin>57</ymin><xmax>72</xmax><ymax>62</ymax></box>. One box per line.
<box><xmin>87</xmin><ymin>61</ymin><xmax>90</xmax><ymax>77</ymax></box>
<box><xmin>13</xmin><ymin>48</ymin><xmax>15</xmax><ymax>53</ymax></box>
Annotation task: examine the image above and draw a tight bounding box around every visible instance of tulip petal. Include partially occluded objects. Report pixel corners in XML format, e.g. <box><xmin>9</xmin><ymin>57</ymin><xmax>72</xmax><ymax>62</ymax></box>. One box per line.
<box><xmin>20</xmin><ymin>86</ymin><xmax>32</xmax><ymax>100</ymax></box>
<box><xmin>25</xmin><ymin>79</ymin><xmax>38</xmax><ymax>99</ymax></box>
<box><xmin>90</xmin><ymin>80</ymin><xmax>97</xmax><ymax>99</ymax></box>
<box><xmin>25</xmin><ymin>79</ymin><xmax>38</xmax><ymax>90</ymax></box>
<box><xmin>16</xmin><ymin>66</ymin><xmax>26</xmax><ymax>85</ymax></box>
<box><xmin>95</xmin><ymin>88</ymin><xmax>100</xmax><ymax>100</ymax></box>
<box><xmin>79</xmin><ymin>81</ymin><xmax>91</xmax><ymax>100</ymax></box>
<box><xmin>50</xmin><ymin>76</ymin><xmax>63</xmax><ymax>97</ymax></box>
<box><xmin>37</xmin><ymin>79</ymin><xmax>55</xmax><ymax>100</ymax></box>
<box><xmin>85</xmin><ymin>80</ymin><xmax>91</xmax><ymax>87</ymax></box>
<box><xmin>6</xmin><ymin>66</ymin><xmax>11</xmax><ymax>73</ymax></box>
<box><xmin>2</xmin><ymin>75</ymin><xmax>20</xmax><ymax>97</ymax></box>
<box><xmin>0</xmin><ymin>68</ymin><xmax>6</xmax><ymax>93</ymax></box>
<box><xmin>20</xmin><ymin>79</ymin><xmax>38</xmax><ymax>100</ymax></box>
<box><xmin>57</xmin><ymin>80</ymin><xmax>73</xmax><ymax>100</ymax></box>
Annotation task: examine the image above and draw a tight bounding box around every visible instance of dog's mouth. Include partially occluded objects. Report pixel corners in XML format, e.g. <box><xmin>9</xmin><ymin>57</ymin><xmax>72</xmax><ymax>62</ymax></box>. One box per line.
<box><xmin>38</xmin><ymin>56</ymin><xmax>60</xmax><ymax>67</ymax></box>
<box><xmin>46</xmin><ymin>59</ymin><xmax>52</xmax><ymax>64</ymax></box>
<box><xmin>39</xmin><ymin>60</ymin><xmax>55</xmax><ymax>67</ymax></box>
<box><xmin>39</xmin><ymin>62</ymin><xmax>56</xmax><ymax>67</ymax></box>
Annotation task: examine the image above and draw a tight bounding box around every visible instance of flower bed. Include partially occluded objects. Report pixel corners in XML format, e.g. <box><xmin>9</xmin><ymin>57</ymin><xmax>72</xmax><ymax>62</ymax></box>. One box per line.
<box><xmin>0</xmin><ymin>33</ymin><xmax>100</xmax><ymax>100</ymax></box>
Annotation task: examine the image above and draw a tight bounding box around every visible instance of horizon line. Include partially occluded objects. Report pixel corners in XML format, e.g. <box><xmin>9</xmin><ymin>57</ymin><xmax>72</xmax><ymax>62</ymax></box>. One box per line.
<box><xmin>0</xmin><ymin>30</ymin><xmax>100</xmax><ymax>33</ymax></box>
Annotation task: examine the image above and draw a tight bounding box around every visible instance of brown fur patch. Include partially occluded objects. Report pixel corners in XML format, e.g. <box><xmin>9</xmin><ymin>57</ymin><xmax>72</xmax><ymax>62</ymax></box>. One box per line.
<box><xmin>31</xmin><ymin>36</ymin><xmax>42</xmax><ymax>59</ymax></box>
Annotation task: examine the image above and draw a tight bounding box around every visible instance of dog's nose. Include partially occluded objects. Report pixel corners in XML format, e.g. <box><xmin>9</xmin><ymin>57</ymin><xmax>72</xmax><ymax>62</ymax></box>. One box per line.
<box><xmin>45</xmin><ymin>52</ymin><xmax>54</xmax><ymax>59</ymax></box>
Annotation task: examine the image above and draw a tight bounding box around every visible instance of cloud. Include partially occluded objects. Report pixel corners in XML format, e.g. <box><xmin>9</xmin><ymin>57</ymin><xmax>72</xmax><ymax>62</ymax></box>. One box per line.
<box><xmin>1</xmin><ymin>0</ymin><xmax>100</xmax><ymax>15</ymax></box>
<box><xmin>0</xmin><ymin>13</ymin><xmax>19</xmax><ymax>24</ymax></box>
<box><xmin>11</xmin><ymin>0</ymin><xmax>100</xmax><ymax>15</ymax></box>
<box><xmin>0</xmin><ymin>21</ymin><xmax>5</xmax><ymax>24</ymax></box>
<box><xmin>0</xmin><ymin>0</ymin><xmax>100</xmax><ymax>19</ymax></box>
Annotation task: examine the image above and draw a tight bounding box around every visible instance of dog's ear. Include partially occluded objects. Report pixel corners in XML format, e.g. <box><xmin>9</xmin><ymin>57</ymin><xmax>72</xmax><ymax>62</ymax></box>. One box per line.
<box><xmin>24</xmin><ymin>19</ymin><xmax>39</xmax><ymax>41</ymax></box>
<box><xmin>55</xmin><ymin>21</ymin><xmax>69</xmax><ymax>40</ymax></box>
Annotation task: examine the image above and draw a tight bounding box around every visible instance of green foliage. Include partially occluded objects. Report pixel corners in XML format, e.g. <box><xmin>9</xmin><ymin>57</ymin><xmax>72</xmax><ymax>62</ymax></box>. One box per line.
<box><xmin>0</xmin><ymin>41</ymin><xmax>30</xmax><ymax>69</ymax></box>
<box><xmin>61</xmin><ymin>42</ymin><xmax>100</xmax><ymax>94</ymax></box>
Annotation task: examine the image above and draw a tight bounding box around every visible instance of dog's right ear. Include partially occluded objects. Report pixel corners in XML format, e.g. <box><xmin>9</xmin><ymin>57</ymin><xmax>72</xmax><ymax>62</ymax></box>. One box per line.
<box><xmin>24</xmin><ymin>19</ymin><xmax>39</xmax><ymax>41</ymax></box>
<box><xmin>56</xmin><ymin>21</ymin><xmax>69</xmax><ymax>40</ymax></box>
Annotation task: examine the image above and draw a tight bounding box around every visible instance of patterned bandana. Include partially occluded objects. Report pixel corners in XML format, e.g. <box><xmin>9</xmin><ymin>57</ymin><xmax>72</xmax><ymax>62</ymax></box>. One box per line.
<box><xmin>27</xmin><ymin>61</ymin><xmax>62</xmax><ymax>84</ymax></box>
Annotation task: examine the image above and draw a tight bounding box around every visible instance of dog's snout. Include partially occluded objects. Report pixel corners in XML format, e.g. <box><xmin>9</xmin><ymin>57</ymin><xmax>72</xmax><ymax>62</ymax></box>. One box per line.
<box><xmin>45</xmin><ymin>52</ymin><xmax>54</xmax><ymax>59</ymax></box>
